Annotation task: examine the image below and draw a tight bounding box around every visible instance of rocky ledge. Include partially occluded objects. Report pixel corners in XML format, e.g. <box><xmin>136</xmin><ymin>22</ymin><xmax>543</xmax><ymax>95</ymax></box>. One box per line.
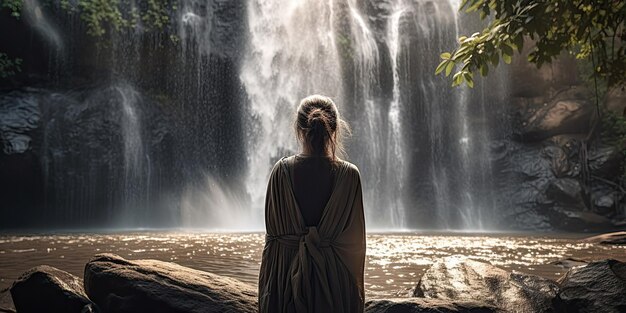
<box><xmin>583</xmin><ymin>231</ymin><xmax>626</xmax><ymax>245</ymax></box>
<box><xmin>6</xmin><ymin>254</ymin><xmax>626</xmax><ymax>313</ymax></box>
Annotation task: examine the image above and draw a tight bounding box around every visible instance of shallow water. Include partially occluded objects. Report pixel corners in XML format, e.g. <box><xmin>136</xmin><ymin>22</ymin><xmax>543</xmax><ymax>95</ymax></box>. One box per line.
<box><xmin>0</xmin><ymin>232</ymin><xmax>625</xmax><ymax>297</ymax></box>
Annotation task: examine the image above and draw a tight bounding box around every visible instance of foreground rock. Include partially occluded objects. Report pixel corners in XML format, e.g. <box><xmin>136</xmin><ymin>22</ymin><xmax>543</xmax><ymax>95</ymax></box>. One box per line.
<box><xmin>365</xmin><ymin>298</ymin><xmax>500</xmax><ymax>313</ymax></box>
<box><xmin>0</xmin><ymin>287</ymin><xmax>15</xmax><ymax>313</ymax></box>
<box><xmin>84</xmin><ymin>254</ymin><xmax>256</xmax><ymax>313</ymax></box>
<box><xmin>10</xmin><ymin>265</ymin><xmax>96</xmax><ymax>313</ymax></box>
<box><xmin>554</xmin><ymin>259</ymin><xmax>626</xmax><ymax>313</ymax></box>
<box><xmin>414</xmin><ymin>258</ymin><xmax>558</xmax><ymax>313</ymax></box>
<box><xmin>548</xmin><ymin>258</ymin><xmax>588</xmax><ymax>269</ymax></box>
<box><xmin>583</xmin><ymin>231</ymin><xmax>626</xmax><ymax>245</ymax></box>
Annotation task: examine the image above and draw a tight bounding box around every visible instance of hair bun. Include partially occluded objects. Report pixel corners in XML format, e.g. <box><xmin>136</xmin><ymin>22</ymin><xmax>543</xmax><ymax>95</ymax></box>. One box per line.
<box><xmin>295</xmin><ymin>95</ymin><xmax>350</xmax><ymax>159</ymax></box>
<box><xmin>307</xmin><ymin>109</ymin><xmax>326</xmax><ymax>133</ymax></box>
<box><xmin>307</xmin><ymin>108</ymin><xmax>328</xmax><ymax>137</ymax></box>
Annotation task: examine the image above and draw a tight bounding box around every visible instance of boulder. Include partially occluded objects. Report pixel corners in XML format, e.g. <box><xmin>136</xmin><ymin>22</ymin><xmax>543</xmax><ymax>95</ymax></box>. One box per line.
<box><xmin>554</xmin><ymin>259</ymin><xmax>626</xmax><ymax>313</ymax></box>
<box><xmin>9</xmin><ymin>265</ymin><xmax>96</xmax><ymax>313</ymax></box>
<box><xmin>546</xmin><ymin>208</ymin><xmax>614</xmax><ymax>232</ymax></box>
<box><xmin>541</xmin><ymin>138</ymin><xmax>578</xmax><ymax>178</ymax></box>
<box><xmin>548</xmin><ymin>258</ymin><xmax>588</xmax><ymax>269</ymax></box>
<box><xmin>0</xmin><ymin>287</ymin><xmax>15</xmax><ymax>313</ymax></box>
<box><xmin>513</xmin><ymin>87</ymin><xmax>593</xmax><ymax>142</ymax></box>
<box><xmin>365</xmin><ymin>298</ymin><xmax>499</xmax><ymax>313</ymax></box>
<box><xmin>588</xmin><ymin>146</ymin><xmax>622</xmax><ymax>179</ymax></box>
<box><xmin>546</xmin><ymin>178</ymin><xmax>584</xmax><ymax>206</ymax></box>
<box><xmin>583</xmin><ymin>232</ymin><xmax>626</xmax><ymax>245</ymax></box>
<box><xmin>84</xmin><ymin>253</ymin><xmax>257</xmax><ymax>313</ymax></box>
<box><xmin>414</xmin><ymin>258</ymin><xmax>558</xmax><ymax>313</ymax></box>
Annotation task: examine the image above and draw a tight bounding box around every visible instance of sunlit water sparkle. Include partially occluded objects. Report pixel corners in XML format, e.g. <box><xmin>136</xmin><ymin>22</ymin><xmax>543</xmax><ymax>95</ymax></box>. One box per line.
<box><xmin>0</xmin><ymin>232</ymin><xmax>624</xmax><ymax>298</ymax></box>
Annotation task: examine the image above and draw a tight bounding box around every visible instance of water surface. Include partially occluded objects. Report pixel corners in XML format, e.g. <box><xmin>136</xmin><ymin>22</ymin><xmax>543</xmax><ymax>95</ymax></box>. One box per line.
<box><xmin>1</xmin><ymin>232</ymin><xmax>624</xmax><ymax>298</ymax></box>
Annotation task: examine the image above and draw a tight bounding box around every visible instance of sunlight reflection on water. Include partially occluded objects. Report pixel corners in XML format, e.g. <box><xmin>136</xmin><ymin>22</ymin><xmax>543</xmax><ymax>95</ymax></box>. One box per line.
<box><xmin>0</xmin><ymin>232</ymin><xmax>624</xmax><ymax>297</ymax></box>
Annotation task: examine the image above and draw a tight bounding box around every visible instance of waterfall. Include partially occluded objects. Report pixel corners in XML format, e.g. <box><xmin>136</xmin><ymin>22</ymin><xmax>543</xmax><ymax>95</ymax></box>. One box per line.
<box><xmin>241</xmin><ymin>0</ymin><xmax>500</xmax><ymax>230</ymax></box>
<box><xmin>4</xmin><ymin>0</ymin><xmax>505</xmax><ymax>230</ymax></box>
<box><xmin>22</xmin><ymin>0</ymin><xmax>64</xmax><ymax>53</ymax></box>
<box><xmin>241</xmin><ymin>0</ymin><xmax>343</xmax><ymax>225</ymax></box>
<box><xmin>385</xmin><ymin>4</ymin><xmax>408</xmax><ymax>228</ymax></box>
<box><xmin>116</xmin><ymin>85</ymin><xmax>147</xmax><ymax>223</ymax></box>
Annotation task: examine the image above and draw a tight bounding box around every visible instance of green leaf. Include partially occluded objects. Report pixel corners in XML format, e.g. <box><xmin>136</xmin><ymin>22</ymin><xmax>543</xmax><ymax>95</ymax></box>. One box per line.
<box><xmin>452</xmin><ymin>73</ymin><xmax>463</xmax><ymax>87</ymax></box>
<box><xmin>440</xmin><ymin>52</ymin><xmax>451</xmax><ymax>60</ymax></box>
<box><xmin>480</xmin><ymin>63</ymin><xmax>489</xmax><ymax>76</ymax></box>
<box><xmin>524</xmin><ymin>15</ymin><xmax>534</xmax><ymax>24</ymax></box>
<box><xmin>502</xmin><ymin>44</ymin><xmax>514</xmax><ymax>57</ymax></box>
<box><xmin>445</xmin><ymin>61</ymin><xmax>455</xmax><ymax>76</ymax></box>
<box><xmin>490</xmin><ymin>52</ymin><xmax>499</xmax><ymax>66</ymax></box>
<box><xmin>463</xmin><ymin>71</ymin><xmax>473</xmax><ymax>83</ymax></box>
<box><xmin>435</xmin><ymin>60</ymin><xmax>448</xmax><ymax>75</ymax></box>
<box><xmin>502</xmin><ymin>53</ymin><xmax>512</xmax><ymax>64</ymax></box>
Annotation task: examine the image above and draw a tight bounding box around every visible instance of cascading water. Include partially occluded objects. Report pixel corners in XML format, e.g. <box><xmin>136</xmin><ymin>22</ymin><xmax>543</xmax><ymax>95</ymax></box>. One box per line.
<box><xmin>116</xmin><ymin>85</ymin><xmax>149</xmax><ymax>223</ymax></box>
<box><xmin>1</xmin><ymin>0</ymin><xmax>505</xmax><ymax>230</ymax></box>
<box><xmin>22</xmin><ymin>0</ymin><xmax>64</xmax><ymax>53</ymax></box>
<box><xmin>385</xmin><ymin>3</ymin><xmax>408</xmax><ymax>229</ymax></box>
<box><xmin>241</xmin><ymin>0</ymin><xmax>344</xmax><ymax>224</ymax></box>
<box><xmin>242</xmin><ymin>0</ymin><xmax>501</xmax><ymax>230</ymax></box>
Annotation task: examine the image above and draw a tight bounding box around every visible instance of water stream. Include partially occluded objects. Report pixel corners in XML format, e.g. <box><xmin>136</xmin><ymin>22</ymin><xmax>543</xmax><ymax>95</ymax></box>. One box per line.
<box><xmin>3</xmin><ymin>0</ymin><xmax>507</xmax><ymax>231</ymax></box>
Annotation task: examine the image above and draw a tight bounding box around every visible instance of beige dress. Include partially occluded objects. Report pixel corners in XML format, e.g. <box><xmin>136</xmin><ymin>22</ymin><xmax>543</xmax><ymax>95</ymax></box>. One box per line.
<box><xmin>258</xmin><ymin>156</ymin><xmax>366</xmax><ymax>313</ymax></box>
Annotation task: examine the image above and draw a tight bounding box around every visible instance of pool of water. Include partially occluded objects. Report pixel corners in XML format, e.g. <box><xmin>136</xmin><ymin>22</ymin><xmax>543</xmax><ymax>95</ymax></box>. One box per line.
<box><xmin>0</xmin><ymin>232</ymin><xmax>625</xmax><ymax>298</ymax></box>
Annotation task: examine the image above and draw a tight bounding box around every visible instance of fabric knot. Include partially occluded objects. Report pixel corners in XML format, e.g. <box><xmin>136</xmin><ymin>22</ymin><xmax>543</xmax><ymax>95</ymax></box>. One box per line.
<box><xmin>302</xmin><ymin>226</ymin><xmax>330</xmax><ymax>248</ymax></box>
<box><xmin>266</xmin><ymin>227</ymin><xmax>334</xmax><ymax>312</ymax></box>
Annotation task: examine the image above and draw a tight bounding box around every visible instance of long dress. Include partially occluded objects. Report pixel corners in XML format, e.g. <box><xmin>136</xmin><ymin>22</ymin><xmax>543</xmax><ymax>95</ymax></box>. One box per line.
<box><xmin>258</xmin><ymin>155</ymin><xmax>366</xmax><ymax>313</ymax></box>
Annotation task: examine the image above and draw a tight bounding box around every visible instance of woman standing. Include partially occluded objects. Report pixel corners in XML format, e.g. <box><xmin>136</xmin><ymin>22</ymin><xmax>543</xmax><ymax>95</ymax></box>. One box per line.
<box><xmin>258</xmin><ymin>95</ymin><xmax>366</xmax><ymax>312</ymax></box>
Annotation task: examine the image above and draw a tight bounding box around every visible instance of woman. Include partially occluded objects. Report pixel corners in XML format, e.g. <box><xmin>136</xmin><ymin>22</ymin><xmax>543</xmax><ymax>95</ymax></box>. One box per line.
<box><xmin>258</xmin><ymin>95</ymin><xmax>366</xmax><ymax>313</ymax></box>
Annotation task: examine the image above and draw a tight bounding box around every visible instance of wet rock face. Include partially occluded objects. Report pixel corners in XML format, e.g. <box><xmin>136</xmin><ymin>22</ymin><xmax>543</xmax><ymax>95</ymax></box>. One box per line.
<box><xmin>413</xmin><ymin>258</ymin><xmax>558</xmax><ymax>313</ymax></box>
<box><xmin>546</xmin><ymin>178</ymin><xmax>584</xmax><ymax>206</ymax></box>
<box><xmin>10</xmin><ymin>265</ymin><xmax>96</xmax><ymax>313</ymax></box>
<box><xmin>365</xmin><ymin>298</ymin><xmax>499</xmax><ymax>313</ymax></box>
<box><xmin>606</xmin><ymin>86</ymin><xmax>626</xmax><ymax>114</ymax></box>
<box><xmin>555</xmin><ymin>259</ymin><xmax>626</xmax><ymax>313</ymax></box>
<box><xmin>0</xmin><ymin>86</ymin><xmax>177</xmax><ymax>228</ymax></box>
<box><xmin>84</xmin><ymin>253</ymin><xmax>257</xmax><ymax>313</ymax></box>
<box><xmin>0</xmin><ymin>92</ymin><xmax>40</xmax><ymax>154</ymax></box>
<box><xmin>495</xmin><ymin>130</ymin><xmax>623</xmax><ymax>231</ymax></box>
<box><xmin>496</xmin><ymin>58</ymin><xmax>626</xmax><ymax>231</ymax></box>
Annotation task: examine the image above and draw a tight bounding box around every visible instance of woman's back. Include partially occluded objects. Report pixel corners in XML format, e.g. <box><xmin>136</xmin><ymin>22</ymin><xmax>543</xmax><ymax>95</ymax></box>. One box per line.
<box><xmin>291</xmin><ymin>154</ymin><xmax>336</xmax><ymax>226</ymax></box>
<box><xmin>259</xmin><ymin>156</ymin><xmax>365</xmax><ymax>313</ymax></box>
<box><xmin>259</xmin><ymin>95</ymin><xmax>365</xmax><ymax>313</ymax></box>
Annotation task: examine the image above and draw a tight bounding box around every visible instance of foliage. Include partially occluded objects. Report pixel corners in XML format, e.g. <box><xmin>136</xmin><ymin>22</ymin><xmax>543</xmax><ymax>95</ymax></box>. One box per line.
<box><xmin>1</xmin><ymin>0</ymin><xmax>22</xmax><ymax>17</ymax></box>
<box><xmin>0</xmin><ymin>0</ymin><xmax>175</xmax><ymax>77</ymax></box>
<box><xmin>59</xmin><ymin>0</ymin><xmax>177</xmax><ymax>37</ymax></box>
<box><xmin>436</xmin><ymin>0</ymin><xmax>626</xmax><ymax>88</ymax></box>
<box><xmin>0</xmin><ymin>53</ymin><xmax>22</xmax><ymax>78</ymax></box>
